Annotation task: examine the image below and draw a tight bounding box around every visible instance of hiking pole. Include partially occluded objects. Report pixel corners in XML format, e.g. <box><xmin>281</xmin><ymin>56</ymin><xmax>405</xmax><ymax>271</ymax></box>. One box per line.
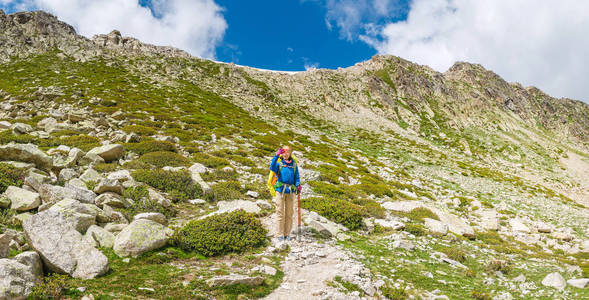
<box><xmin>297</xmin><ymin>189</ymin><xmax>301</xmax><ymax>242</ymax></box>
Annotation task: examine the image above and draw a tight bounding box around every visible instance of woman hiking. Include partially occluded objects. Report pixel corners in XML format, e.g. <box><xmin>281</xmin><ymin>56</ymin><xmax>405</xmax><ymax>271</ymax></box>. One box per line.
<box><xmin>270</xmin><ymin>145</ymin><xmax>301</xmax><ymax>241</ymax></box>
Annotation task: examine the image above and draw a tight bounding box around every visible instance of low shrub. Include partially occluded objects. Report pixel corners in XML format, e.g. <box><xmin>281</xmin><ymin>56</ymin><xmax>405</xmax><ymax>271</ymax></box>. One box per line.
<box><xmin>93</xmin><ymin>163</ymin><xmax>119</xmax><ymax>173</ymax></box>
<box><xmin>206</xmin><ymin>181</ymin><xmax>244</xmax><ymax>202</ymax></box>
<box><xmin>121</xmin><ymin>196</ymin><xmax>177</xmax><ymax>220</ymax></box>
<box><xmin>351</xmin><ymin>198</ymin><xmax>386</xmax><ymax>219</ymax></box>
<box><xmin>486</xmin><ymin>260</ymin><xmax>513</xmax><ymax>274</ymax></box>
<box><xmin>201</xmin><ymin>169</ymin><xmax>240</xmax><ymax>182</ymax></box>
<box><xmin>440</xmin><ymin>247</ymin><xmax>467</xmax><ymax>263</ymax></box>
<box><xmin>404</xmin><ymin>223</ymin><xmax>427</xmax><ymax>236</ymax></box>
<box><xmin>132</xmin><ymin>169</ymin><xmax>201</xmax><ymax>202</ymax></box>
<box><xmin>0</xmin><ymin>163</ymin><xmax>26</xmax><ymax>194</ymax></box>
<box><xmin>193</xmin><ymin>152</ymin><xmax>230</xmax><ymax>169</ymax></box>
<box><xmin>136</xmin><ymin>151</ymin><xmax>191</xmax><ymax>168</ymax></box>
<box><xmin>122</xmin><ymin>124</ymin><xmax>157</xmax><ymax>136</ymax></box>
<box><xmin>380</xmin><ymin>284</ymin><xmax>408</xmax><ymax>300</ymax></box>
<box><xmin>470</xmin><ymin>289</ymin><xmax>492</xmax><ymax>300</ymax></box>
<box><xmin>29</xmin><ymin>273</ymin><xmax>69</xmax><ymax>299</ymax></box>
<box><xmin>407</xmin><ymin>207</ymin><xmax>439</xmax><ymax>222</ymax></box>
<box><xmin>42</xmin><ymin>134</ymin><xmax>101</xmax><ymax>152</ymax></box>
<box><xmin>173</xmin><ymin>210</ymin><xmax>267</xmax><ymax>257</ymax></box>
<box><xmin>125</xmin><ymin>140</ymin><xmax>177</xmax><ymax>155</ymax></box>
<box><xmin>301</xmin><ymin>197</ymin><xmax>366</xmax><ymax>230</ymax></box>
<box><xmin>0</xmin><ymin>131</ymin><xmax>38</xmax><ymax>144</ymax></box>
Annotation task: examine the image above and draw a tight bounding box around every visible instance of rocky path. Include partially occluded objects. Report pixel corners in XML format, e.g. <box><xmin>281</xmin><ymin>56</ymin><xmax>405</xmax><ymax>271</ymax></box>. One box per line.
<box><xmin>261</xmin><ymin>212</ymin><xmax>376</xmax><ymax>300</ymax></box>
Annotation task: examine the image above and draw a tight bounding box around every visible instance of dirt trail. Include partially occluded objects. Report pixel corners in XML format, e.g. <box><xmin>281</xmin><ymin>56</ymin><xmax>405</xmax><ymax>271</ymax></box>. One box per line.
<box><xmin>261</xmin><ymin>212</ymin><xmax>372</xmax><ymax>300</ymax></box>
<box><xmin>559</xmin><ymin>152</ymin><xmax>589</xmax><ymax>207</ymax></box>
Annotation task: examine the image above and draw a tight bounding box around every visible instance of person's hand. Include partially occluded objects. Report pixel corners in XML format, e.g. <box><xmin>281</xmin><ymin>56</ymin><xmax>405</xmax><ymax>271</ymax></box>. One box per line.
<box><xmin>297</xmin><ymin>185</ymin><xmax>302</xmax><ymax>193</ymax></box>
<box><xmin>276</xmin><ymin>148</ymin><xmax>285</xmax><ymax>156</ymax></box>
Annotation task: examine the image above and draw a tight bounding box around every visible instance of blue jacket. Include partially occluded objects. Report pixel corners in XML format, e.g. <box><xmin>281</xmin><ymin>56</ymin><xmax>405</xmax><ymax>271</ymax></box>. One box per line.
<box><xmin>270</xmin><ymin>155</ymin><xmax>300</xmax><ymax>194</ymax></box>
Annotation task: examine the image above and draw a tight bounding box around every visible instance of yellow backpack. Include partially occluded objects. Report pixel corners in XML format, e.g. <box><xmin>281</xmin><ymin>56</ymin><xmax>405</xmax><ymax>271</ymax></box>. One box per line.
<box><xmin>267</xmin><ymin>155</ymin><xmax>298</xmax><ymax>197</ymax></box>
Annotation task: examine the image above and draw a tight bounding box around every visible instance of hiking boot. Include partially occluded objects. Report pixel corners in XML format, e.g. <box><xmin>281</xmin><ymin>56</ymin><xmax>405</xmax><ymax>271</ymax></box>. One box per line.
<box><xmin>285</xmin><ymin>235</ymin><xmax>292</xmax><ymax>241</ymax></box>
<box><xmin>277</xmin><ymin>236</ymin><xmax>285</xmax><ymax>242</ymax></box>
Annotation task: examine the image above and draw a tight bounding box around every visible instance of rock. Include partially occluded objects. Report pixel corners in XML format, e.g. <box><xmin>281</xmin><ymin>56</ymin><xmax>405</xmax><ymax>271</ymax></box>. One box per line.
<box><xmin>80</xmin><ymin>168</ymin><xmax>103</xmax><ymax>183</ymax></box>
<box><xmin>424</xmin><ymin>218</ymin><xmax>448</xmax><ymax>235</ymax></box>
<box><xmin>307</xmin><ymin>218</ymin><xmax>344</xmax><ymax>237</ymax></box>
<box><xmin>188</xmin><ymin>163</ymin><xmax>207</xmax><ymax>174</ymax></box>
<box><xmin>480</xmin><ymin>209</ymin><xmax>500</xmax><ymax>231</ymax></box>
<box><xmin>133</xmin><ymin>212</ymin><xmax>167</xmax><ymax>225</ymax></box>
<box><xmin>246</xmin><ymin>191</ymin><xmax>259</xmax><ymax>198</ymax></box>
<box><xmin>0</xmin><ymin>259</ymin><xmax>38</xmax><ymax>299</ymax></box>
<box><xmin>535</xmin><ymin>221</ymin><xmax>552</xmax><ymax>233</ymax></box>
<box><xmin>125</xmin><ymin>132</ymin><xmax>140</xmax><ymax>143</ymax></box>
<box><xmin>85</xmin><ymin>225</ymin><xmax>115</xmax><ymax>248</ymax></box>
<box><xmin>0</xmin><ymin>196</ymin><xmax>10</xmax><ymax>208</ymax></box>
<box><xmin>436</xmin><ymin>210</ymin><xmax>475</xmax><ymax>238</ymax></box>
<box><xmin>541</xmin><ymin>272</ymin><xmax>566</xmax><ymax>289</ymax></box>
<box><xmin>0</xmin><ymin>233</ymin><xmax>11</xmax><ymax>258</ymax></box>
<box><xmin>86</xmin><ymin>144</ymin><xmax>124</xmax><ymax>162</ymax></box>
<box><xmin>392</xmin><ymin>240</ymin><xmax>415</xmax><ymax>250</ymax></box>
<box><xmin>23</xmin><ymin>210</ymin><xmax>109</xmax><ymax>279</ymax></box>
<box><xmin>206</xmin><ymin>274</ymin><xmax>264</xmax><ymax>287</ymax></box>
<box><xmin>259</xmin><ymin>265</ymin><xmax>277</xmax><ymax>276</ymax></box>
<box><xmin>24</xmin><ymin>172</ymin><xmax>47</xmax><ymax>192</ymax></box>
<box><xmin>47</xmin><ymin>198</ymin><xmax>96</xmax><ymax>233</ymax></box>
<box><xmin>14</xmin><ymin>251</ymin><xmax>43</xmax><ymax>278</ymax></box>
<box><xmin>83</xmin><ymin>203</ymin><xmax>111</xmax><ymax>223</ymax></box>
<box><xmin>513</xmin><ymin>274</ymin><xmax>526</xmax><ymax>282</ymax></box>
<box><xmin>102</xmin><ymin>205</ymin><xmax>128</xmax><ymax>224</ymax></box>
<box><xmin>12</xmin><ymin>122</ymin><xmax>33</xmax><ymax>134</ymax></box>
<box><xmin>4</xmin><ymin>186</ymin><xmax>41</xmax><ymax>211</ymax></box>
<box><xmin>68</xmin><ymin>178</ymin><xmax>87</xmax><ymax>189</ymax></box>
<box><xmin>216</xmin><ymin>200</ymin><xmax>261</xmax><ymax>214</ymax></box>
<box><xmin>0</xmin><ymin>143</ymin><xmax>53</xmax><ymax>171</ymax></box>
<box><xmin>553</xmin><ymin>231</ymin><xmax>574</xmax><ymax>242</ymax></box>
<box><xmin>12</xmin><ymin>212</ymin><xmax>33</xmax><ymax>225</ymax></box>
<box><xmin>188</xmin><ymin>164</ymin><xmax>212</xmax><ymax>194</ymax></box>
<box><xmin>107</xmin><ymin>170</ymin><xmax>132</xmax><ymax>182</ymax></box>
<box><xmin>374</xmin><ymin>219</ymin><xmax>405</xmax><ymax>230</ymax></box>
<box><xmin>113</xmin><ymin>219</ymin><xmax>173</xmax><ymax>257</ymax></box>
<box><xmin>104</xmin><ymin>223</ymin><xmax>127</xmax><ymax>235</ymax></box>
<box><xmin>256</xmin><ymin>200</ymin><xmax>272</xmax><ymax>210</ymax></box>
<box><xmin>39</xmin><ymin>183</ymin><xmax>97</xmax><ymax>204</ymax></box>
<box><xmin>94</xmin><ymin>192</ymin><xmax>127</xmax><ymax>208</ymax></box>
<box><xmin>93</xmin><ymin>178</ymin><xmax>123</xmax><ymax>195</ymax></box>
<box><xmin>59</xmin><ymin>168</ymin><xmax>78</xmax><ymax>182</ymax></box>
<box><xmin>509</xmin><ymin>218</ymin><xmax>531</xmax><ymax>233</ymax></box>
<box><xmin>567</xmin><ymin>278</ymin><xmax>589</xmax><ymax>288</ymax></box>
<box><xmin>189</xmin><ymin>199</ymin><xmax>206</xmax><ymax>205</ymax></box>
<box><xmin>0</xmin><ymin>120</ymin><xmax>10</xmax><ymax>129</ymax></box>
<box><xmin>53</xmin><ymin>148</ymin><xmax>84</xmax><ymax>169</ymax></box>
<box><xmin>148</xmin><ymin>188</ymin><xmax>170</xmax><ymax>207</ymax></box>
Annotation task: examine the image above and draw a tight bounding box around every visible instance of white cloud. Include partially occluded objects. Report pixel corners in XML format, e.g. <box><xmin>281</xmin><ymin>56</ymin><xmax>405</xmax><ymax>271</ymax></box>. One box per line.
<box><xmin>304</xmin><ymin>61</ymin><xmax>319</xmax><ymax>70</ymax></box>
<box><xmin>5</xmin><ymin>0</ymin><xmax>227</xmax><ymax>58</ymax></box>
<box><xmin>357</xmin><ymin>0</ymin><xmax>589</xmax><ymax>102</ymax></box>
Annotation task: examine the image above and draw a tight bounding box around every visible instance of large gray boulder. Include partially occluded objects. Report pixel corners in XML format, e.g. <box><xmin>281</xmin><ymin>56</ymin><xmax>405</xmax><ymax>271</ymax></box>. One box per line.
<box><xmin>542</xmin><ymin>272</ymin><xmax>567</xmax><ymax>289</ymax></box>
<box><xmin>93</xmin><ymin>178</ymin><xmax>123</xmax><ymax>195</ymax></box>
<box><xmin>14</xmin><ymin>251</ymin><xmax>43</xmax><ymax>278</ymax></box>
<box><xmin>0</xmin><ymin>143</ymin><xmax>53</xmax><ymax>171</ymax></box>
<box><xmin>4</xmin><ymin>186</ymin><xmax>41</xmax><ymax>211</ymax></box>
<box><xmin>38</xmin><ymin>183</ymin><xmax>96</xmax><ymax>204</ymax></box>
<box><xmin>0</xmin><ymin>233</ymin><xmax>11</xmax><ymax>258</ymax></box>
<box><xmin>22</xmin><ymin>210</ymin><xmax>109</xmax><ymax>279</ymax></box>
<box><xmin>189</xmin><ymin>163</ymin><xmax>211</xmax><ymax>194</ymax></box>
<box><xmin>86</xmin><ymin>144</ymin><xmax>124</xmax><ymax>162</ymax></box>
<box><xmin>113</xmin><ymin>219</ymin><xmax>173</xmax><ymax>257</ymax></box>
<box><xmin>0</xmin><ymin>259</ymin><xmax>38</xmax><ymax>299</ymax></box>
<box><xmin>85</xmin><ymin>225</ymin><xmax>115</xmax><ymax>248</ymax></box>
<box><xmin>53</xmin><ymin>148</ymin><xmax>84</xmax><ymax>169</ymax></box>
<box><xmin>47</xmin><ymin>198</ymin><xmax>96</xmax><ymax>233</ymax></box>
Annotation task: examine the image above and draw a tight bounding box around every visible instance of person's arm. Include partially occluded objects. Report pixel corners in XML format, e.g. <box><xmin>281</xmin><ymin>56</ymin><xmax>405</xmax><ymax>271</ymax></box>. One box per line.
<box><xmin>269</xmin><ymin>149</ymin><xmax>283</xmax><ymax>173</ymax></box>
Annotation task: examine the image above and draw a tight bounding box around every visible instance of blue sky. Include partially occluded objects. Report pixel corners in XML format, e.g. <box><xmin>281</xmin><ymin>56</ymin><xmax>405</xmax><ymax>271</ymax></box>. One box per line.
<box><xmin>1</xmin><ymin>0</ymin><xmax>589</xmax><ymax>102</ymax></box>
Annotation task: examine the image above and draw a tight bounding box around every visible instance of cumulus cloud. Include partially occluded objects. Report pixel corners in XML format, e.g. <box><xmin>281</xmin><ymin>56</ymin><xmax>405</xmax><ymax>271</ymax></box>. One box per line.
<box><xmin>354</xmin><ymin>0</ymin><xmax>589</xmax><ymax>102</ymax></box>
<box><xmin>2</xmin><ymin>0</ymin><xmax>227</xmax><ymax>58</ymax></box>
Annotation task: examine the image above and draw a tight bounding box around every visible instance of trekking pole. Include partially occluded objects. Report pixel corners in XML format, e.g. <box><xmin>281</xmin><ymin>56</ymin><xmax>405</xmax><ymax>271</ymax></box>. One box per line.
<box><xmin>297</xmin><ymin>190</ymin><xmax>301</xmax><ymax>242</ymax></box>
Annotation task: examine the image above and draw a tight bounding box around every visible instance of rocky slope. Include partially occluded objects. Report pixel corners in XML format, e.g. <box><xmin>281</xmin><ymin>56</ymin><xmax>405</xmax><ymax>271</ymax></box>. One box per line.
<box><xmin>0</xmin><ymin>9</ymin><xmax>588</xmax><ymax>300</ymax></box>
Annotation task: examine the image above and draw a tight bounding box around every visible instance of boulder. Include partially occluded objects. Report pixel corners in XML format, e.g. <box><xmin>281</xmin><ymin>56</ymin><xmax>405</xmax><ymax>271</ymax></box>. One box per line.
<box><xmin>14</xmin><ymin>251</ymin><xmax>43</xmax><ymax>278</ymax></box>
<box><xmin>206</xmin><ymin>274</ymin><xmax>264</xmax><ymax>287</ymax></box>
<box><xmin>480</xmin><ymin>209</ymin><xmax>500</xmax><ymax>231</ymax></box>
<box><xmin>0</xmin><ymin>233</ymin><xmax>11</xmax><ymax>258</ymax></box>
<box><xmin>0</xmin><ymin>196</ymin><xmax>10</xmax><ymax>208</ymax></box>
<box><xmin>541</xmin><ymin>272</ymin><xmax>566</xmax><ymax>289</ymax></box>
<box><xmin>216</xmin><ymin>200</ymin><xmax>261</xmax><ymax>214</ymax></box>
<box><xmin>11</xmin><ymin>123</ymin><xmax>33</xmax><ymax>134</ymax></box>
<box><xmin>0</xmin><ymin>259</ymin><xmax>38</xmax><ymax>299</ymax></box>
<box><xmin>93</xmin><ymin>178</ymin><xmax>123</xmax><ymax>195</ymax></box>
<box><xmin>535</xmin><ymin>221</ymin><xmax>553</xmax><ymax>233</ymax></box>
<box><xmin>435</xmin><ymin>210</ymin><xmax>475</xmax><ymax>238</ymax></box>
<box><xmin>58</xmin><ymin>168</ymin><xmax>78</xmax><ymax>182</ymax></box>
<box><xmin>424</xmin><ymin>218</ymin><xmax>448</xmax><ymax>235</ymax></box>
<box><xmin>104</xmin><ymin>223</ymin><xmax>127</xmax><ymax>235</ymax></box>
<box><xmin>68</xmin><ymin>178</ymin><xmax>87</xmax><ymax>189</ymax></box>
<box><xmin>39</xmin><ymin>183</ymin><xmax>97</xmax><ymax>204</ymax></box>
<box><xmin>374</xmin><ymin>219</ymin><xmax>405</xmax><ymax>230</ymax></box>
<box><xmin>22</xmin><ymin>210</ymin><xmax>109</xmax><ymax>279</ymax></box>
<box><xmin>0</xmin><ymin>120</ymin><xmax>10</xmax><ymax>129</ymax></box>
<box><xmin>113</xmin><ymin>219</ymin><xmax>173</xmax><ymax>257</ymax></box>
<box><xmin>86</xmin><ymin>144</ymin><xmax>124</xmax><ymax>162</ymax></box>
<box><xmin>83</xmin><ymin>203</ymin><xmax>111</xmax><ymax>223</ymax></box>
<box><xmin>0</xmin><ymin>143</ymin><xmax>53</xmax><ymax>171</ymax></box>
<box><xmin>53</xmin><ymin>148</ymin><xmax>84</xmax><ymax>169</ymax></box>
<box><xmin>80</xmin><ymin>168</ymin><xmax>103</xmax><ymax>183</ymax></box>
<box><xmin>102</xmin><ymin>204</ymin><xmax>128</xmax><ymax>224</ymax></box>
<box><xmin>133</xmin><ymin>212</ymin><xmax>167</xmax><ymax>226</ymax></box>
<box><xmin>305</xmin><ymin>211</ymin><xmax>347</xmax><ymax>237</ymax></box>
<box><xmin>94</xmin><ymin>192</ymin><xmax>126</xmax><ymax>208</ymax></box>
<box><xmin>509</xmin><ymin>218</ymin><xmax>531</xmax><ymax>233</ymax></box>
<box><xmin>47</xmin><ymin>198</ymin><xmax>96</xmax><ymax>233</ymax></box>
<box><xmin>148</xmin><ymin>188</ymin><xmax>170</xmax><ymax>207</ymax></box>
<box><xmin>188</xmin><ymin>164</ymin><xmax>211</xmax><ymax>194</ymax></box>
<box><xmin>85</xmin><ymin>225</ymin><xmax>115</xmax><ymax>248</ymax></box>
<box><xmin>107</xmin><ymin>170</ymin><xmax>132</xmax><ymax>182</ymax></box>
<box><xmin>4</xmin><ymin>186</ymin><xmax>40</xmax><ymax>211</ymax></box>
<box><xmin>567</xmin><ymin>278</ymin><xmax>589</xmax><ymax>288</ymax></box>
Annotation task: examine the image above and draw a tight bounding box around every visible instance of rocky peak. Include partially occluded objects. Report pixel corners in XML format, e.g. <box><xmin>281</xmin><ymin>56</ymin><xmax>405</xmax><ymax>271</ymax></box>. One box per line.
<box><xmin>91</xmin><ymin>29</ymin><xmax>190</xmax><ymax>58</ymax></box>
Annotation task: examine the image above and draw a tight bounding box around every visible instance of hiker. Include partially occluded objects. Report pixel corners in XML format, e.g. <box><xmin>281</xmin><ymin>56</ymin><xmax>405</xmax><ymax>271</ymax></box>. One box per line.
<box><xmin>270</xmin><ymin>145</ymin><xmax>301</xmax><ymax>241</ymax></box>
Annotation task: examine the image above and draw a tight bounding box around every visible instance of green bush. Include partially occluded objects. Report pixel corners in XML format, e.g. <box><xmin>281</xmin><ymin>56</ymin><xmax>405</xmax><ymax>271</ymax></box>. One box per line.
<box><xmin>440</xmin><ymin>247</ymin><xmax>466</xmax><ymax>262</ymax></box>
<box><xmin>192</xmin><ymin>152</ymin><xmax>230</xmax><ymax>168</ymax></box>
<box><xmin>29</xmin><ymin>273</ymin><xmax>69</xmax><ymax>299</ymax></box>
<box><xmin>404</xmin><ymin>223</ymin><xmax>427</xmax><ymax>236</ymax></box>
<box><xmin>173</xmin><ymin>210</ymin><xmax>267</xmax><ymax>257</ymax></box>
<box><xmin>0</xmin><ymin>163</ymin><xmax>26</xmax><ymax>193</ymax></box>
<box><xmin>125</xmin><ymin>140</ymin><xmax>177</xmax><ymax>155</ymax></box>
<box><xmin>136</xmin><ymin>151</ymin><xmax>191</xmax><ymax>168</ymax></box>
<box><xmin>351</xmin><ymin>198</ymin><xmax>385</xmax><ymax>219</ymax></box>
<box><xmin>132</xmin><ymin>169</ymin><xmax>202</xmax><ymax>202</ymax></box>
<box><xmin>470</xmin><ymin>290</ymin><xmax>492</xmax><ymax>300</ymax></box>
<box><xmin>486</xmin><ymin>260</ymin><xmax>513</xmax><ymax>274</ymax></box>
<box><xmin>206</xmin><ymin>181</ymin><xmax>244</xmax><ymax>202</ymax></box>
<box><xmin>93</xmin><ymin>162</ymin><xmax>119</xmax><ymax>173</ymax></box>
<box><xmin>0</xmin><ymin>131</ymin><xmax>39</xmax><ymax>144</ymax></box>
<box><xmin>40</xmin><ymin>134</ymin><xmax>101</xmax><ymax>152</ymax></box>
<box><xmin>301</xmin><ymin>197</ymin><xmax>366</xmax><ymax>230</ymax></box>
<box><xmin>407</xmin><ymin>207</ymin><xmax>439</xmax><ymax>222</ymax></box>
<box><xmin>122</xmin><ymin>124</ymin><xmax>157</xmax><ymax>136</ymax></box>
<box><xmin>380</xmin><ymin>284</ymin><xmax>408</xmax><ymax>300</ymax></box>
